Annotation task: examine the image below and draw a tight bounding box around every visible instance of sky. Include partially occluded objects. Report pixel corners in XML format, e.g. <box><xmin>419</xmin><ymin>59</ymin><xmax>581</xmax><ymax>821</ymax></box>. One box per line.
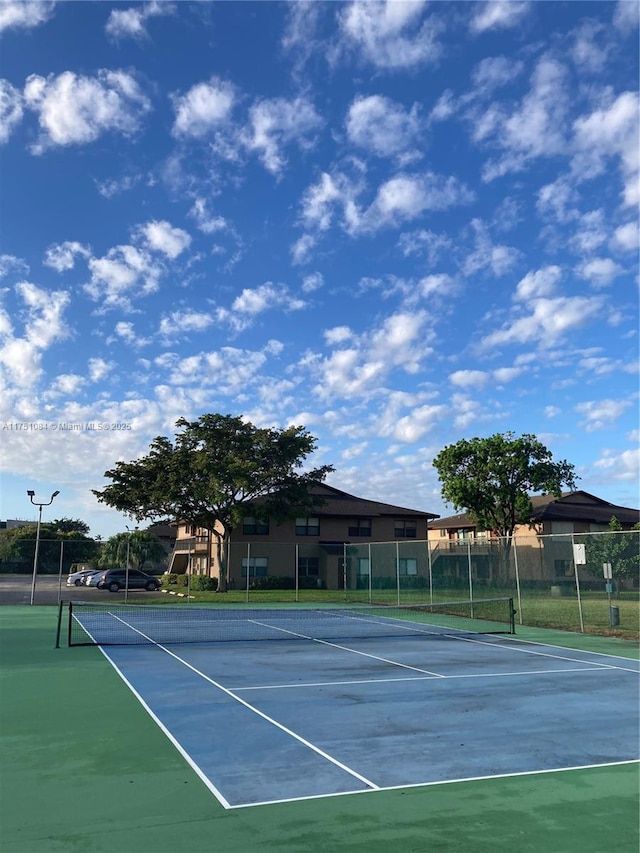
<box><xmin>0</xmin><ymin>0</ymin><xmax>638</xmax><ymax>539</ymax></box>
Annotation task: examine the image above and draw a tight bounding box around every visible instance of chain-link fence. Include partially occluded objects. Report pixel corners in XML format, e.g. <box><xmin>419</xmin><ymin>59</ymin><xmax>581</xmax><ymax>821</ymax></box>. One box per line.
<box><xmin>221</xmin><ymin>530</ymin><xmax>639</xmax><ymax>637</ymax></box>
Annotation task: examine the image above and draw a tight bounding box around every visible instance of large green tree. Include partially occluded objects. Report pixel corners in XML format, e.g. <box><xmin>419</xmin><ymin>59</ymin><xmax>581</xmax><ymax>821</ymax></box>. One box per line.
<box><xmin>433</xmin><ymin>432</ymin><xmax>577</xmax><ymax>558</ymax></box>
<box><xmin>0</xmin><ymin>519</ymin><xmax>99</xmax><ymax>574</ymax></box>
<box><xmin>93</xmin><ymin>413</ymin><xmax>334</xmax><ymax>591</ymax></box>
<box><xmin>98</xmin><ymin>530</ymin><xmax>168</xmax><ymax>572</ymax></box>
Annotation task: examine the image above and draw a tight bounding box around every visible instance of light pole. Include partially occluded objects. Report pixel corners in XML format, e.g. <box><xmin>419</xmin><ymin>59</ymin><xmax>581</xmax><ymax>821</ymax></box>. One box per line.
<box><xmin>125</xmin><ymin>524</ymin><xmax>138</xmax><ymax>603</ymax></box>
<box><xmin>27</xmin><ymin>489</ymin><xmax>59</xmax><ymax>606</ymax></box>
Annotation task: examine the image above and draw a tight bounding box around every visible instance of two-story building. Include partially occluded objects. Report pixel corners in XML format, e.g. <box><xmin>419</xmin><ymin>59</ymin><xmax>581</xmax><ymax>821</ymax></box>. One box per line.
<box><xmin>426</xmin><ymin>491</ymin><xmax>640</xmax><ymax>588</ymax></box>
<box><xmin>168</xmin><ymin>482</ymin><xmax>439</xmax><ymax>590</ymax></box>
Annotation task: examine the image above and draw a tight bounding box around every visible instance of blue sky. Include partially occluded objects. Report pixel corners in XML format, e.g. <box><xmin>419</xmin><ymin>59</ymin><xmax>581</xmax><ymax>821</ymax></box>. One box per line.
<box><xmin>0</xmin><ymin>0</ymin><xmax>638</xmax><ymax>538</ymax></box>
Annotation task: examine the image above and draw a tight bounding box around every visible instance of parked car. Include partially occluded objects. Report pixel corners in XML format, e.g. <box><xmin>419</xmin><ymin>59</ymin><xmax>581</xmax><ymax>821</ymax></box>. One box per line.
<box><xmin>97</xmin><ymin>568</ymin><xmax>161</xmax><ymax>593</ymax></box>
<box><xmin>66</xmin><ymin>568</ymin><xmax>100</xmax><ymax>587</ymax></box>
<box><xmin>84</xmin><ymin>570</ymin><xmax>106</xmax><ymax>587</ymax></box>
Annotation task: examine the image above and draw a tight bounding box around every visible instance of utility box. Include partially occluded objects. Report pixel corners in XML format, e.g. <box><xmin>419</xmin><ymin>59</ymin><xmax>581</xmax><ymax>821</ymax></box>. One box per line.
<box><xmin>610</xmin><ymin>606</ymin><xmax>620</xmax><ymax>627</ymax></box>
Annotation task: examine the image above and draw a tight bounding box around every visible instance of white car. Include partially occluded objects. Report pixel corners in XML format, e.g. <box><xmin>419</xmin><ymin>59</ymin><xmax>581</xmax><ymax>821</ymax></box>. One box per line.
<box><xmin>66</xmin><ymin>569</ymin><xmax>100</xmax><ymax>587</ymax></box>
<box><xmin>84</xmin><ymin>570</ymin><xmax>106</xmax><ymax>587</ymax></box>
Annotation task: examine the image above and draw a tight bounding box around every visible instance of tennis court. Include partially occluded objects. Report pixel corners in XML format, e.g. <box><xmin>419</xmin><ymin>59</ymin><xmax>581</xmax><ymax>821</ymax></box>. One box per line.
<box><xmin>64</xmin><ymin>600</ymin><xmax>639</xmax><ymax>810</ymax></box>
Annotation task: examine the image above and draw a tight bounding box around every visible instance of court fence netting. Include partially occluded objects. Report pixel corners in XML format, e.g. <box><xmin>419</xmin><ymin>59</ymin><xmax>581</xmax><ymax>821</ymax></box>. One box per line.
<box><xmin>58</xmin><ymin>596</ymin><xmax>516</xmax><ymax>647</ymax></box>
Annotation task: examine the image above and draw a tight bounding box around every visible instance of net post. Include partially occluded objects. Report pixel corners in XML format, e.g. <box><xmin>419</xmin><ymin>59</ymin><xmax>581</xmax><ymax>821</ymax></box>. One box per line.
<box><xmin>55</xmin><ymin>600</ymin><xmax>63</xmax><ymax>648</ymax></box>
<box><xmin>509</xmin><ymin>597</ymin><xmax>516</xmax><ymax>634</ymax></box>
<box><xmin>67</xmin><ymin>600</ymin><xmax>73</xmax><ymax>647</ymax></box>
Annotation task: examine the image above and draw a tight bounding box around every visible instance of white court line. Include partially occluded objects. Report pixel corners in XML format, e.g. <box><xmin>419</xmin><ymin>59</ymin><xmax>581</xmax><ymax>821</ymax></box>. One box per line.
<box><xmin>107</xmin><ymin>612</ymin><xmax>380</xmax><ymax>798</ymax></box>
<box><xmin>442</xmin><ymin>633</ymin><xmax>640</xmax><ymax>674</ymax></box>
<box><xmin>229</xmin><ymin>759</ymin><xmax>640</xmax><ymax>810</ymax></box>
<box><xmin>230</xmin><ymin>665</ymin><xmax>614</xmax><ymax>692</ymax></box>
<box><xmin>249</xmin><ymin>618</ymin><xmax>446</xmax><ymax>677</ymax></box>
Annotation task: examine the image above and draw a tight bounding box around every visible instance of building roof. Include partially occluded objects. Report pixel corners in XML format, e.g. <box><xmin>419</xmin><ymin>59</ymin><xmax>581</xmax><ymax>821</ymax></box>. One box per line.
<box><xmin>249</xmin><ymin>482</ymin><xmax>439</xmax><ymax>521</ymax></box>
<box><xmin>429</xmin><ymin>491</ymin><xmax>640</xmax><ymax>531</ymax></box>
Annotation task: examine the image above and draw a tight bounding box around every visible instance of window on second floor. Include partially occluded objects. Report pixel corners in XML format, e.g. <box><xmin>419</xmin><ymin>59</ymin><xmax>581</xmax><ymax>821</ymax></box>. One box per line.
<box><xmin>348</xmin><ymin>518</ymin><xmax>372</xmax><ymax>536</ymax></box>
<box><xmin>295</xmin><ymin>517</ymin><xmax>320</xmax><ymax>536</ymax></box>
<box><xmin>394</xmin><ymin>519</ymin><xmax>417</xmax><ymax>538</ymax></box>
<box><xmin>242</xmin><ymin>516</ymin><xmax>269</xmax><ymax>535</ymax></box>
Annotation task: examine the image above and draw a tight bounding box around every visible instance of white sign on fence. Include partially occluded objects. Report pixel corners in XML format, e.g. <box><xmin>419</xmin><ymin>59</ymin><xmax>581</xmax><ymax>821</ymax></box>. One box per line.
<box><xmin>602</xmin><ymin>562</ymin><xmax>613</xmax><ymax>579</ymax></box>
<box><xmin>572</xmin><ymin>543</ymin><xmax>586</xmax><ymax>565</ymax></box>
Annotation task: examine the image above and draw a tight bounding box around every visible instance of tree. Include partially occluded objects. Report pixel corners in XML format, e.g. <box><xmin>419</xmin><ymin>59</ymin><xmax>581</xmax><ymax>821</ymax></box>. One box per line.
<box><xmin>584</xmin><ymin>517</ymin><xmax>640</xmax><ymax>588</ymax></box>
<box><xmin>0</xmin><ymin>520</ymin><xmax>100</xmax><ymax>574</ymax></box>
<box><xmin>98</xmin><ymin>531</ymin><xmax>168</xmax><ymax>571</ymax></box>
<box><xmin>93</xmin><ymin>413</ymin><xmax>334</xmax><ymax>591</ymax></box>
<box><xmin>433</xmin><ymin>432</ymin><xmax>577</xmax><ymax>577</ymax></box>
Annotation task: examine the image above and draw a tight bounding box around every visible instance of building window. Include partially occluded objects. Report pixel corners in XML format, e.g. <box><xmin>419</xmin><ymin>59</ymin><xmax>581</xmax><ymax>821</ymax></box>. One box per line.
<box><xmin>242</xmin><ymin>516</ymin><xmax>269</xmax><ymax>535</ymax></box>
<box><xmin>394</xmin><ymin>520</ymin><xmax>417</xmax><ymax>538</ymax></box>
<box><xmin>241</xmin><ymin>557</ymin><xmax>268</xmax><ymax>578</ymax></box>
<box><xmin>295</xmin><ymin>517</ymin><xmax>320</xmax><ymax>536</ymax></box>
<box><xmin>298</xmin><ymin>557</ymin><xmax>319</xmax><ymax>577</ymax></box>
<box><xmin>357</xmin><ymin>558</ymin><xmax>371</xmax><ymax>576</ymax></box>
<box><xmin>439</xmin><ymin>529</ymin><xmax>447</xmax><ymax>537</ymax></box>
<box><xmin>398</xmin><ymin>558</ymin><xmax>418</xmax><ymax>576</ymax></box>
<box><xmin>348</xmin><ymin>518</ymin><xmax>372</xmax><ymax>536</ymax></box>
<box><xmin>554</xmin><ymin>559</ymin><xmax>573</xmax><ymax>578</ymax></box>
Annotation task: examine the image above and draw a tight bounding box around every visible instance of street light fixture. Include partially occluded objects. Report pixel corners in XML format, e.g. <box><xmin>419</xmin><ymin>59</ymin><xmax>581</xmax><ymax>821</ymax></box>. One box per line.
<box><xmin>27</xmin><ymin>489</ymin><xmax>59</xmax><ymax>605</ymax></box>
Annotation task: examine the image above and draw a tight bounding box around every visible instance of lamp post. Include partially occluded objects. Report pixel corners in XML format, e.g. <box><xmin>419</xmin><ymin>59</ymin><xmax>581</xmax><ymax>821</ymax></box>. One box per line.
<box><xmin>125</xmin><ymin>524</ymin><xmax>138</xmax><ymax>603</ymax></box>
<box><xmin>27</xmin><ymin>489</ymin><xmax>59</xmax><ymax>606</ymax></box>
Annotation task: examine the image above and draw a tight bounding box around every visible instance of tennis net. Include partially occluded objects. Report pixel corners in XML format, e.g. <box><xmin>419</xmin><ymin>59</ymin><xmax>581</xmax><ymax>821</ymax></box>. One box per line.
<box><xmin>64</xmin><ymin>597</ymin><xmax>515</xmax><ymax>647</ymax></box>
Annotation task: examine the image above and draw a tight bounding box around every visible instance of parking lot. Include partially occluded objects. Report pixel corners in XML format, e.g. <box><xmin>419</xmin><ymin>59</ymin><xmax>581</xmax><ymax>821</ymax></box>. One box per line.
<box><xmin>0</xmin><ymin>573</ymin><xmax>163</xmax><ymax>605</ymax></box>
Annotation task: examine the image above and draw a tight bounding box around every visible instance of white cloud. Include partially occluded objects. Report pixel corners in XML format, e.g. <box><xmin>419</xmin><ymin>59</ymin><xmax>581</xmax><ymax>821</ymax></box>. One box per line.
<box><xmin>462</xmin><ymin>219</ymin><xmax>520</xmax><ymax>277</ymax></box>
<box><xmin>359</xmin><ymin>171</ymin><xmax>474</xmax><ymax>233</ymax></box>
<box><xmin>158</xmin><ymin>310</ymin><xmax>215</xmax><ymax>340</ymax></box>
<box><xmin>23</xmin><ymin>69</ymin><xmax>151</xmax><ymax>152</ymax></box>
<box><xmin>0</xmin><ymin>79</ymin><xmax>23</xmax><ymax>143</ymax></box>
<box><xmin>85</xmin><ymin>245</ymin><xmax>163</xmax><ymax>309</ymax></box>
<box><xmin>514</xmin><ymin>266</ymin><xmax>562</xmax><ymax>300</ymax></box>
<box><xmin>481</xmin><ymin>295</ymin><xmax>603</xmax><ymax>349</ymax></box>
<box><xmin>301</xmin><ymin>272</ymin><xmax>324</xmax><ymax>293</ymax></box>
<box><xmin>0</xmin><ymin>254</ymin><xmax>28</xmax><ymax>278</ymax></box>
<box><xmin>136</xmin><ymin>220</ymin><xmax>191</xmax><ymax>259</ymax></box>
<box><xmin>470</xmin><ymin>56</ymin><xmax>525</xmax><ymax>93</ymax></box>
<box><xmin>611</xmin><ymin>221</ymin><xmax>639</xmax><ymax>252</ymax></box>
<box><xmin>231</xmin><ymin>283</ymin><xmax>306</xmax><ymax>318</ymax></box>
<box><xmin>87</xmin><ymin>358</ymin><xmax>113</xmax><ymax>383</ymax></box>
<box><xmin>245</xmin><ymin>96</ymin><xmax>322</xmax><ymax>175</ymax></box>
<box><xmin>449</xmin><ymin>370</ymin><xmax>489</xmax><ymax>389</ymax></box>
<box><xmin>572</xmin><ymin>91</ymin><xmax>639</xmax><ymax>207</ymax></box>
<box><xmin>346</xmin><ymin>94</ymin><xmax>422</xmax><ymax>159</ymax></box>
<box><xmin>479</xmin><ymin>57</ymin><xmax>570</xmax><ymax>179</ymax></box>
<box><xmin>577</xmin><ymin>257</ymin><xmax>623</xmax><ymax>288</ymax></box>
<box><xmin>0</xmin><ymin>281</ymin><xmax>70</xmax><ymax>387</ymax></box>
<box><xmin>613</xmin><ymin>1</ymin><xmax>639</xmax><ymax>31</ymax></box>
<box><xmin>545</xmin><ymin>405</ymin><xmax>561</xmax><ymax>418</ymax></box>
<box><xmin>575</xmin><ymin>398</ymin><xmax>633</xmax><ymax>431</ymax></box>
<box><xmin>398</xmin><ymin>229</ymin><xmax>452</xmax><ymax>263</ymax></box>
<box><xmin>188</xmin><ymin>198</ymin><xmax>227</xmax><ymax>234</ymax></box>
<box><xmin>106</xmin><ymin>1</ymin><xmax>175</xmax><ymax>40</ymax></box>
<box><xmin>338</xmin><ymin>0</ymin><xmax>442</xmax><ymax>69</ymax></box>
<box><xmin>0</xmin><ymin>1</ymin><xmax>55</xmax><ymax>33</ymax></box>
<box><xmin>171</xmin><ymin>77</ymin><xmax>235</xmax><ymax>139</ymax></box>
<box><xmin>594</xmin><ymin>447</ymin><xmax>640</xmax><ymax>483</ymax></box>
<box><xmin>470</xmin><ymin>1</ymin><xmax>530</xmax><ymax>34</ymax></box>
<box><xmin>43</xmin><ymin>241</ymin><xmax>91</xmax><ymax>272</ymax></box>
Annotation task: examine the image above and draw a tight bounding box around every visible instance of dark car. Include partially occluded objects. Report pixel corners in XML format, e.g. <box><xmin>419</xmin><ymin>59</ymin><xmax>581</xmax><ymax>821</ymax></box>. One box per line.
<box><xmin>96</xmin><ymin>568</ymin><xmax>160</xmax><ymax>593</ymax></box>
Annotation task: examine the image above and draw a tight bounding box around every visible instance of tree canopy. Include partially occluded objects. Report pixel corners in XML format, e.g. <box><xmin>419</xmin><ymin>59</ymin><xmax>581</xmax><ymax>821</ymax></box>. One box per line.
<box><xmin>0</xmin><ymin>518</ymin><xmax>99</xmax><ymax>574</ymax></box>
<box><xmin>432</xmin><ymin>432</ymin><xmax>577</xmax><ymax>539</ymax></box>
<box><xmin>583</xmin><ymin>517</ymin><xmax>640</xmax><ymax>584</ymax></box>
<box><xmin>98</xmin><ymin>530</ymin><xmax>168</xmax><ymax>571</ymax></box>
<box><xmin>93</xmin><ymin>413</ymin><xmax>334</xmax><ymax>590</ymax></box>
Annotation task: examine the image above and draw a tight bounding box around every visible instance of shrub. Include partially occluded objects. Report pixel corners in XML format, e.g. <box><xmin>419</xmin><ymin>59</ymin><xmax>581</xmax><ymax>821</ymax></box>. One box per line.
<box><xmin>190</xmin><ymin>575</ymin><xmax>218</xmax><ymax>592</ymax></box>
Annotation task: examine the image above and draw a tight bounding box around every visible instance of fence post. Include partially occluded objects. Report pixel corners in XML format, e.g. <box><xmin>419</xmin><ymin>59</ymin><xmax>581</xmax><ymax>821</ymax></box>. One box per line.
<box><xmin>427</xmin><ymin>538</ymin><xmax>433</xmax><ymax>605</ymax></box>
<box><xmin>368</xmin><ymin>542</ymin><xmax>372</xmax><ymax>604</ymax></box>
<box><xmin>57</xmin><ymin>540</ymin><xmax>64</xmax><ymax>606</ymax></box>
<box><xmin>571</xmin><ymin>534</ymin><xmax>585</xmax><ymax>632</ymax></box>
<box><xmin>295</xmin><ymin>543</ymin><xmax>299</xmax><ymax>603</ymax></box>
<box><xmin>512</xmin><ymin>537</ymin><xmax>523</xmax><ymax>625</ymax></box>
<box><xmin>467</xmin><ymin>538</ymin><xmax>474</xmax><ymax>618</ymax></box>
<box><xmin>246</xmin><ymin>542</ymin><xmax>251</xmax><ymax>603</ymax></box>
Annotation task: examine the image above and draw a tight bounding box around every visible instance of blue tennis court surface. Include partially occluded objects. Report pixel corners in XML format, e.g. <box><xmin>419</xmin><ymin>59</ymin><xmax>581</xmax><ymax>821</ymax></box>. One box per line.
<box><xmin>97</xmin><ymin>630</ymin><xmax>639</xmax><ymax>808</ymax></box>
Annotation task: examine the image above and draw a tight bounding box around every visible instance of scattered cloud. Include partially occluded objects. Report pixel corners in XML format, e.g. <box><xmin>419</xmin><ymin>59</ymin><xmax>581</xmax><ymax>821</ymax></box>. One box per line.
<box><xmin>106</xmin><ymin>1</ymin><xmax>175</xmax><ymax>40</ymax></box>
